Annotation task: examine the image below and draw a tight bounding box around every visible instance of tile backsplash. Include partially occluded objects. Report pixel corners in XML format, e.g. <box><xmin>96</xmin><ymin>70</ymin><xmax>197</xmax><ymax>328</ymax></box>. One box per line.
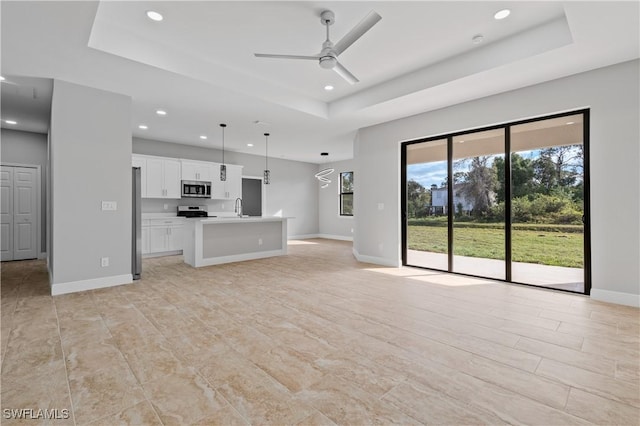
<box><xmin>141</xmin><ymin>198</ymin><xmax>237</xmax><ymax>214</ymax></box>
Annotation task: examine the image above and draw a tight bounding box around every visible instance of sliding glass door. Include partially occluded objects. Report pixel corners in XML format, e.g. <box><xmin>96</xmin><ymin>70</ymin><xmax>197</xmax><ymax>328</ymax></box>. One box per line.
<box><xmin>405</xmin><ymin>139</ymin><xmax>449</xmax><ymax>271</ymax></box>
<box><xmin>510</xmin><ymin>113</ymin><xmax>586</xmax><ymax>292</ymax></box>
<box><xmin>401</xmin><ymin>110</ymin><xmax>590</xmax><ymax>294</ymax></box>
<box><xmin>451</xmin><ymin>129</ymin><xmax>505</xmax><ymax>280</ymax></box>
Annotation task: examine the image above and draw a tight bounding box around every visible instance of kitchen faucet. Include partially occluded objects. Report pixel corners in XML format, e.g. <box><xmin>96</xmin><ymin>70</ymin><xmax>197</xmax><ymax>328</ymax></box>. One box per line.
<box><xmin>235</xmin><ymin>198</ymin><xmax>243</xmax><ymax>217</ymax></box>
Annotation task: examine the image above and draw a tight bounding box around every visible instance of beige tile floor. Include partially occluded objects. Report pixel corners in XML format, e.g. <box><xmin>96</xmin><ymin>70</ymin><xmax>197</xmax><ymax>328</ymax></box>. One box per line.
<box><xmin>1</xmin><ymin>239</ymin><xmax>639</xmax><ymax>425</ymax></box>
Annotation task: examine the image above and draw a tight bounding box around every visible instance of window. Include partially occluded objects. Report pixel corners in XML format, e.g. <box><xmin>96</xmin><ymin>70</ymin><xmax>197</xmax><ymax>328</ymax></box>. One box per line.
<box><xmin>402</xmin><ymin>109</ymin><xmax>590</xmax><ymax>295</ymax></box>
<box><xmin>340</xmin><ymin>171</ymin><xmax>354</xmax><ymax>216</ymax></box>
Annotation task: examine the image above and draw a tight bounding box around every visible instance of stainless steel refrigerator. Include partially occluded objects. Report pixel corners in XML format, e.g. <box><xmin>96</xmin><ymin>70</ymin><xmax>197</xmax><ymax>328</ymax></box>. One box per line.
<box><xmin>132</xmin><ymin>167</ymin><xmax>142</xmax><ymax>280</ymax></box>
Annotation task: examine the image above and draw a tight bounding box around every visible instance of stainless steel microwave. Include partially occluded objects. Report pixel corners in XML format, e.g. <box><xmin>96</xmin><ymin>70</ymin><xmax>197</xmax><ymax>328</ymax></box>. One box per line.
<box><xmin>181</xmin><ymin>180</ymin><xmax>211</xmax><ymax>198</ymax></box>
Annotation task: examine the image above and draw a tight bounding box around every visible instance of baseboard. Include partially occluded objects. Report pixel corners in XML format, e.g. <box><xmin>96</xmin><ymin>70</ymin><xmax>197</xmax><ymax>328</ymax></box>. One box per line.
<box><xmin>317</xmin><ymin>234</ymin><xmax>353</xmax><ymax>242</ymax></box>
<box><xmin>38</xmin><ymin>252</ymin><xmax>47</xmax><ymax>260</ymax></box>
<box><xmin>51</xmin><ymin>274</ymin><xmax>133</xmax><ymax>296</ymax></box>
<box><xmin>191</xmin><ymin>249</ymin><xmax>285</xmax><ymax>267</ymax></box>
<box><xmin>288</xmin><ymin>234</ymin><xmax>354</xmax><ymax>241</ymax></box>
<box><xmin>352</xmin><ymin>247</ymin><xmax>399</xmax><ymax>267</ymax></box>
<box><xmin>590</xmin><ymin>289</ymin><xmax>640</xmax><ymax>308</ymax></box>
<box><xmin>143</xmin><ymin>250</ymin><xmax>182</xmax><ymax>259</ymax></box>
<box><xmin>288</xmin><ymin>234</ymin><xmax>320</xmax><ymax>240</ymax></box>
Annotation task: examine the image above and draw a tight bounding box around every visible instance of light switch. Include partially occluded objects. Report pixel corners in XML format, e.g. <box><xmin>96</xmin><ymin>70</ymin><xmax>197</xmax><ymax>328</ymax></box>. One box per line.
<box><xmin>377</xmin><ymin>203</ymin><xmax>384</xmax><ymax>210</ymax></box>
<box><xmin>102</xmin><ymin>201</ymin><xmax>117</xmax><ymax>211</ymax></box>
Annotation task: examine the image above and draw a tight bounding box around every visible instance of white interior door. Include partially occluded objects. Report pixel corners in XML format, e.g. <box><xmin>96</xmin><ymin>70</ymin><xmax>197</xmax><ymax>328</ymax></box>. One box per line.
<box><xmin>0</xmin><ymin>166</ymin><xmax>15</xmax><ymax>261</ymax></box>
<box><xmin>13</xmin><ymin>167</ymin><xmax>37</xmax><ymax>260</ymax></box>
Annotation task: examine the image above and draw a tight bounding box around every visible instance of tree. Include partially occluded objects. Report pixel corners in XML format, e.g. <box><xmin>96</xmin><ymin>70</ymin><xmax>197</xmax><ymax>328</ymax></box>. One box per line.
<box><xmin>533</xmin><ymin>145</ymin><xmax>582</xmax><ymax>194</ymax></box>
<box><xmin>455</xmin><ymin>156</ymin><xmax>497</xmax><ymax>217</ymax></box>
<box><xmin>493</xmin><ymin>154</ymin><xmax>535</xmax><ymax>203</ymax></box>
<box><xmin>407</xmin><ymin>180</ymin><xmax>431</xmax><ymax>218</ymax></box>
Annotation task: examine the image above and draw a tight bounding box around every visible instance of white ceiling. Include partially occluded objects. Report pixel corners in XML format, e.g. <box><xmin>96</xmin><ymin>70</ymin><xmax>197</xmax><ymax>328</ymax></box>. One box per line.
<box><xmin>1</xmin><ymin>1</ymin><xmax>638</xmax><ymax>164</ymax></box>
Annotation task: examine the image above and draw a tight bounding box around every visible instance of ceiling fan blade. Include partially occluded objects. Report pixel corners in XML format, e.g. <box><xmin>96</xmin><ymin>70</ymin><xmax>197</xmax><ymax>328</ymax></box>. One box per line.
<box><xmin>333</xmin><ymin>61</ymin><xmax>359</xmax><ymax>85</ymax></box>
<box><xmin>334</xmin><ymin>11</ymin><xmax>381</xmax><ymax>56</ymax></box>
<box><xmin>254</xmin><ymin>53</ymin><xmax>320</xmax><ymax>60</ymax></box>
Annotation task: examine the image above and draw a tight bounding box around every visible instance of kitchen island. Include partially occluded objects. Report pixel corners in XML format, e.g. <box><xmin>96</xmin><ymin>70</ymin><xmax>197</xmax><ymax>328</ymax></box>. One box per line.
<box><xmin>182</xmin><ymin>217</ymin><xmax>288</xmax><ymax>267</ymax></box>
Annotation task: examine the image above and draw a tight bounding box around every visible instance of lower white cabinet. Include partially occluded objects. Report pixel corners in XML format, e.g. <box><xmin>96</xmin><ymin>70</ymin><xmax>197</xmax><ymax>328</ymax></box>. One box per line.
<box><xmin>141</xmin><ymin>221</ymin><xmax>150</xmax><ymax>254</ymax></box>
<box><xmin>143</xmin><ymin>218</ymin><xmax>184</xmax><ymax>255</ymax></box>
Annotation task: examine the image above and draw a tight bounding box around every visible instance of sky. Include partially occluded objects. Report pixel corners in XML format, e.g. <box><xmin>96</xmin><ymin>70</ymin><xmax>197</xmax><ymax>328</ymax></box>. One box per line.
<box><xmin>407</xmin><ymin>145</ymin><xmax>583</xmax><ymax>189</ymax></box>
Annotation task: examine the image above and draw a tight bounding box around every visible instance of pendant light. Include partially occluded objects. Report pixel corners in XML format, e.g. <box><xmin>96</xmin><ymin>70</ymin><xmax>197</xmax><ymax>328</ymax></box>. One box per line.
<box><xmin>263</xmin><ymin>133</ymin><xmax>270</xmax><ymax>185</ymax></box>
<box><xmin>315</xmin><ymin>168</ymin><xmax>335</xmax><ymax>189</ymax></box>
<box><xmin>219</xmin><ymin>123</ymin><xmax>227</xmax><ymax>181</ymax></box>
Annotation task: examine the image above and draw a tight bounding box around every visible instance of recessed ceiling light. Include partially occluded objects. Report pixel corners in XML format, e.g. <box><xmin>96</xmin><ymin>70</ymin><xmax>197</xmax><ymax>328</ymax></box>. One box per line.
<box><xmin>5</xmin><ymin>120</ymin><xmax>17</xmax><ymax>125</ymax></box>
<box><xmin>0</xmin><ymin>76</ymin><xmax>5</xmax><ymax>81</ymax></box>
<box><xmin>324</xmin><ymin>85</ymin><xmax>334</xmax><ymax>91</ymax></box>
<box><xmin>494</xmin><ymin>9</ymin><xmax>511</xmax><ymax>20</ymax></box>
<box><xmin>138</xmin><ymin>124</ymin><xmax>148</xmax><ymax>130</ymax></box>
<box><xmin>566</xmin><ymin>121</ymin><xmax>575</xmax><ymax>125</ymax></box>
<box><xmin>156</xmin><ymin>109</ymin><xmax>167</xmax><ymax>116</ymax></box>
<box><xmin>472</xmin><ymin>34</ymin><xmax>484</xmax><ymax>44</ymax></box>
<box><xmin>247</xmin><ymin>143</ymin><xmax>254</xmax><ymax>147</ymax></box>
<box><xmin>199</xmin><ymin>135</ymin><xmax>207</xmax><ymax>140</ymax></box>
<box><xmin>146</xmin><ymin>10</ymin><xmax>163</xmax><ymax>22</ymax></box>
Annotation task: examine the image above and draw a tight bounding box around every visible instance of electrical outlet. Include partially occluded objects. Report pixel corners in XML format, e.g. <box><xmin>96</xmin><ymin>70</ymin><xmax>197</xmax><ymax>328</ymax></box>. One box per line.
<box><xmin>101</xmin><ymin>257</ymin><xmax>109</xmax><ymax>267</ymax></box>
<box><xmin>101</xmin><ymin>201</ymin><xmax>117</xmax><ymax>211</ymax></box>
<box><xmin>163</xmin><ymin>204</ymin><xmax>168</xmax><ymax>210</ymax></box>
<box><xmin>377</xmin><ymin>203</ymin><xmax>384</xmax><ymax>210</ymax></box>
<box><xmin>258</xmin><ymin>238</ymin><xmax>263</xmax><ymax>246</ymax></box>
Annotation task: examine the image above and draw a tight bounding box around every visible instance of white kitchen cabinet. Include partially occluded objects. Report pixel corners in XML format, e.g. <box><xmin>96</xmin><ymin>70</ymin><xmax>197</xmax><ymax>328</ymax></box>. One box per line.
<box><xmin>167</xmin><ymin>224</ymin><xmax>183</xmax><ymax>251</ymax></box>
<box><xmin>181</xmin><ymin>160</ymin><xmax>212</xmax><ymax>182</ymax></box>
<box><xmin>211</xmin><ymin>163</ymin><xmax>243</xmax><ymax>199</ymax></box>
<box><xmin>132</xmin><ymin>155</ymin><xmax>147</xmax><ymax>198</ymax></box>
<box><xmin>145</xmin><ymin>218</ymin><xmax>184</xmax><ymax>255</ymax></box>
<box><xmin>141</xmin><ymin>225</ymin><xmax>150</xmax><ymax>254</ymax></box>
<box><xmin>145</xmin><ymin>157</ymin><xmax>181</xmax><ymax>199</ymax></box>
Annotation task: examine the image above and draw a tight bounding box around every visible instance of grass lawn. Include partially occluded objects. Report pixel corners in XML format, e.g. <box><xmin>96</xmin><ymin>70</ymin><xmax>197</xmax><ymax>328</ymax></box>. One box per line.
<box><xmin>408</xmin><ymin>224</ymin><xmax>584</xmax><ymax>268</ymax></box>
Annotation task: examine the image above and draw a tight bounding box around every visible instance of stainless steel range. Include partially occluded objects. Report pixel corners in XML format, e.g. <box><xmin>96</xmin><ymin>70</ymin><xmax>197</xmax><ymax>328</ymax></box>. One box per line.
<box><xmin>177</xmin><ymin>205</ymin><xmax>208</xmax><ymax>218</ymax></box>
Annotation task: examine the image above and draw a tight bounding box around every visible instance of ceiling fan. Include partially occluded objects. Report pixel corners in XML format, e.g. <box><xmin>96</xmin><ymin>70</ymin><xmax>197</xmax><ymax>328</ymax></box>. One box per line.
<box><xmin>254</xmin><ymin>9</ymin><xmax>382</xmax><ymax>85</ymax></box>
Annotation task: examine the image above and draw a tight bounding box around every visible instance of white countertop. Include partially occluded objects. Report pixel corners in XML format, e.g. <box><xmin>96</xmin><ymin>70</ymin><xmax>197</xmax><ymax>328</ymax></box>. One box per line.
<box><xmin>142</xmin><ymin>213</ymin><xmax>182</xmax><ymax>219</ymax></box>
<box><xmin>192</xmin><ymin>216</ymin><xmax>289</xmax><ymax>225</ymax></box>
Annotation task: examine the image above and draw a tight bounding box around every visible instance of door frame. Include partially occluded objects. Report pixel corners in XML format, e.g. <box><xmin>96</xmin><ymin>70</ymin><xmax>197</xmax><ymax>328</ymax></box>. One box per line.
<box><xmin>0</xmin><ymin>163</ymin><xmax>43</xmax><ymax>260</ymax></box>
<box><xmin>401</xmin><ymin>109</ymin><xmax>591</xmax><ymax>295</ymax></box>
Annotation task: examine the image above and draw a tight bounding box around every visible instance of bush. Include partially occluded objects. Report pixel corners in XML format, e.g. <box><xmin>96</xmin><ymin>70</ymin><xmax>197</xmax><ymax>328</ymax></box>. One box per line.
<box><xmin>488</xmin><ymin>193</ymin><xmax>582</xmax><ymax>225</ymax></box>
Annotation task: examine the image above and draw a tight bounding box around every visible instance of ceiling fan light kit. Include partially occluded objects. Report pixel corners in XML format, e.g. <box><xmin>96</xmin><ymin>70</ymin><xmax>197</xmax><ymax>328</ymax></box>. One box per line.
<box><xmin>254</xmin><ymin>9</ymin><xmax>381</xmax><ymax>85</ymax></box>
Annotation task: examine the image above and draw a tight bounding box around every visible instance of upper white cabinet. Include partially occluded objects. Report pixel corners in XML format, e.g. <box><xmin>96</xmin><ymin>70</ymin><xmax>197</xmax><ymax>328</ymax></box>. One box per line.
<box><xmin>181</xmin><ymin>160</ymin><xmax>212</xmax><ymax>182</ymax></box>
<box><xmin>211</xmin><ymin>163</ymin><xmax>243</xmax><ymax>199</ymax></box>
<box><xmin>144</xmin><ymin>156</ymin><xmax>181</xmax><ymax>199</ymax></box>
<box><xmin>132</xmin><ymin>155</ymin><xmax>147</xmax><ymax>198</ymax></box>
<box><xmin>132</xmin><ymin>155</ymin><xmax>241</xmax><ymax>200</ymax></box>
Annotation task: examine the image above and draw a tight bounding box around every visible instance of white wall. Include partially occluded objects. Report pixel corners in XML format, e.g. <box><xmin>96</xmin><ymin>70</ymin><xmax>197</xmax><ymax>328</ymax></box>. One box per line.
<box><xmin>133</xmin><ymin>138</ymin><xmax>319</xmax><ymax>238</ymax></box>
<box><xmin>49</xmin><ymin>80</ymin><xmax>132</xmax><ymax>294</ymax></box>
<box><xmin>1</xmin><ymin>128</ymin><xmax>48</xmax><ymax>253</ymax></box>
<box><xmin>318</xmin><ymin>159</ymin><xmax>355</xmax><ymax>240</ymax></box>
<box><xmin>354</xmin><ymin>59</ymin><xmax>640</xmax><ymax>306</ymax></box>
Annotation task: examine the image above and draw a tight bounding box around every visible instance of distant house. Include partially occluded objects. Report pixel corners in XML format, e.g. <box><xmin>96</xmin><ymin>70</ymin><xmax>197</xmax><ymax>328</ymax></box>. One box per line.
<box><xmin>429</xmin><ymin>184</ymin><xmax>477</xmax><ymax>215</ymax></box>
